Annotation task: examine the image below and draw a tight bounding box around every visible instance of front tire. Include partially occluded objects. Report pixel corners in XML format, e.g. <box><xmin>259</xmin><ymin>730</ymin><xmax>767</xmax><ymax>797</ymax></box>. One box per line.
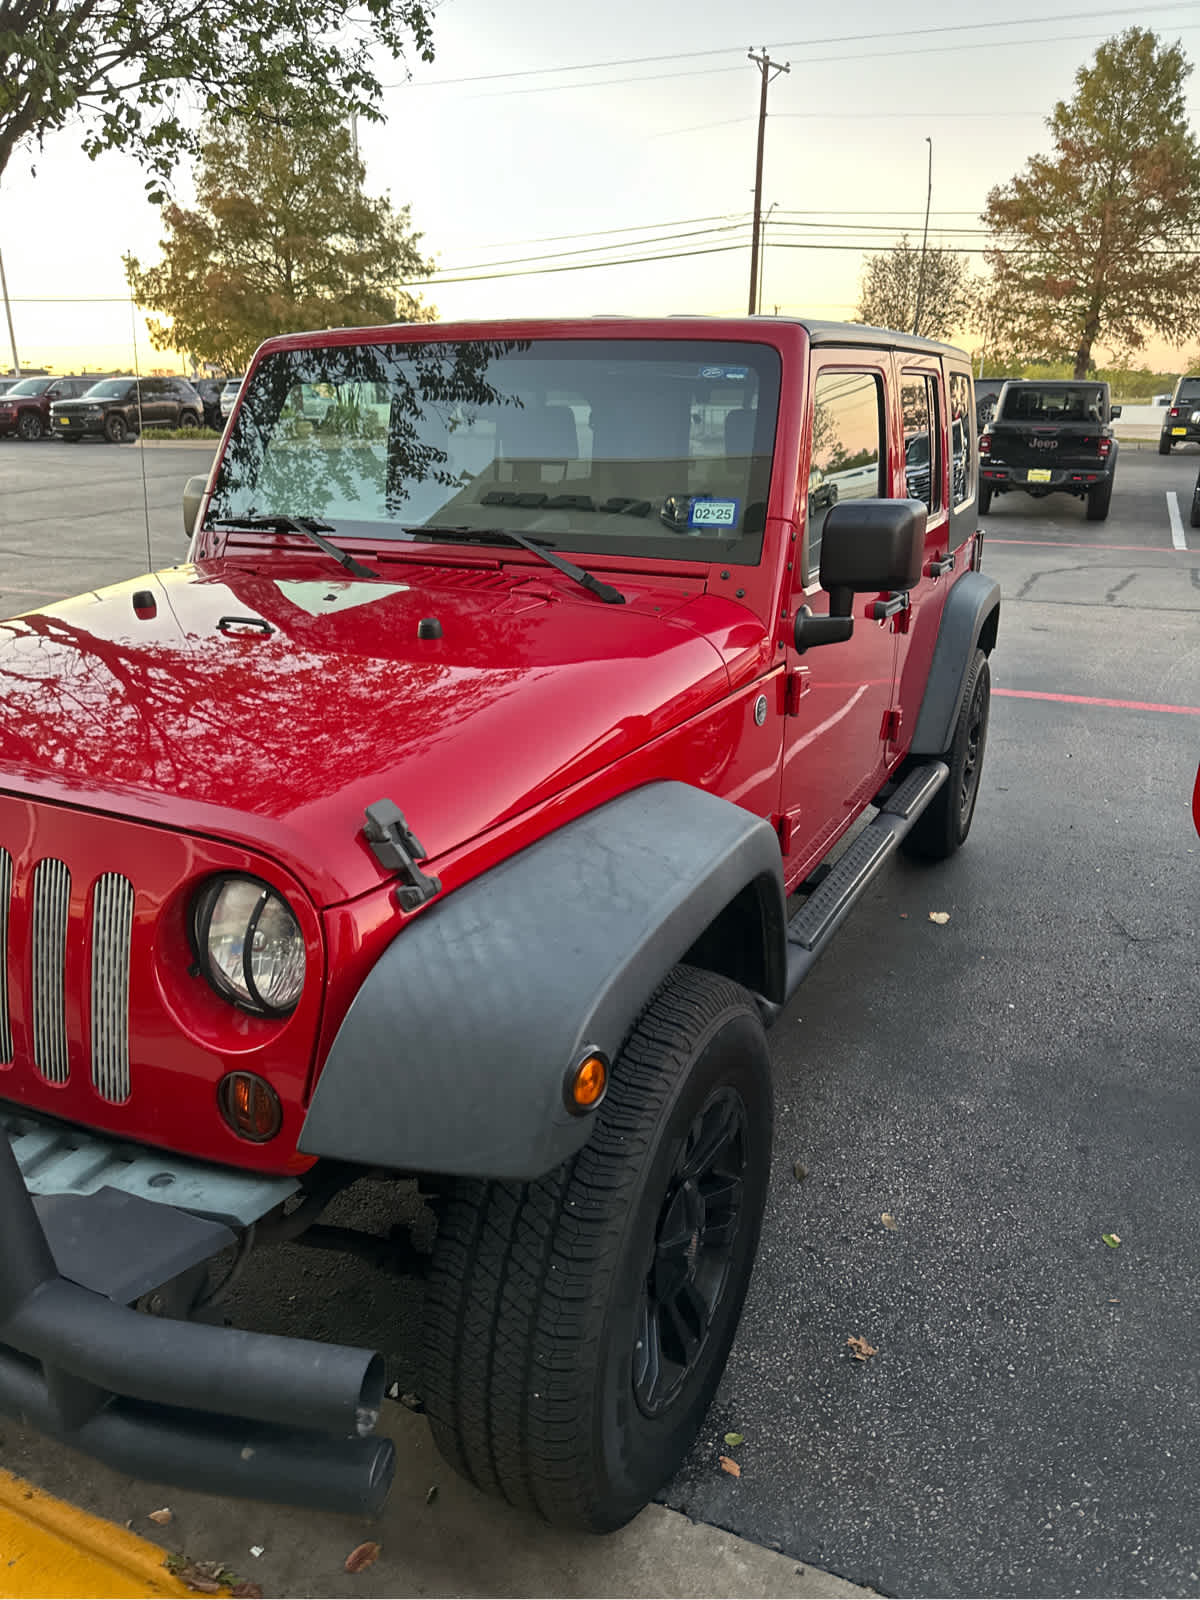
<box><xmin>17</xmin><ymin>411</ymin><xmax>43</xmax><ymax>441</ymax></box>
<box><xmin>104</xmin><ymin>412</ymin><xmax>128</xmax><ymax>444</ymax></box>
<box><xmin>902</xmin><ymin>647</ymin><xmax>991</xmax><ymax>861</ymax></box>
<box><xmin>422</xmin><ymin>965</ymin><xmax>773</xmax><ymax>1532</ymax></box>
<box><xmin>177</xmin><ymin>409</ymin><xmax>200</xmax><ymax>429</ymax></box>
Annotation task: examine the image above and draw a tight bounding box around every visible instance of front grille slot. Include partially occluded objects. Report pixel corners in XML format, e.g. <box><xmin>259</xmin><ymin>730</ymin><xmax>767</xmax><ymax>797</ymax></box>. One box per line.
<box><xmin>0</xmin><ymin>848</ymin><xmax>11</xmax><ymax>1063</ymax></box>
<box><xmin>31</xmin><ymin>857</ymin><xmax>71</xmax><ymax>1083</ymax></box>
<box><xmin>90</xmin><ymin>873</ymin><xmax>134</xmax><ymax>1103</ymax></box>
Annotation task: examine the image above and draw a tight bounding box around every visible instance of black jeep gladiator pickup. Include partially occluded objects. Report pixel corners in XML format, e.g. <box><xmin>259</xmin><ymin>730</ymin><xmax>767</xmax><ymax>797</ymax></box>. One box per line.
<box><xmin>978</xmin><ymin>378</ymin><xmax>1121</xmax><ymax>520</ymax></box>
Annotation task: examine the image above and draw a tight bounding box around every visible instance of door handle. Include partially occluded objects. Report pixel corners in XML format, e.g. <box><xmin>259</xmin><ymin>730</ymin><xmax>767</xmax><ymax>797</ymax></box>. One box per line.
<box><xmin>871</xmin><ymin>591</ymin><xmax>910</xmax><ymax>621</ymax></box>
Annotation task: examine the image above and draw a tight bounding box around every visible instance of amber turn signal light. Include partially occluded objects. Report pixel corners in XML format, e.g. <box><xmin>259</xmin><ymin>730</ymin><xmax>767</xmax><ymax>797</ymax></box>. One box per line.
<box><xmin>564</xmin><ymin>1049</ymin><xmax>609</xmax><ymax>1115</ymax></box>
<box><xmin>218</xmin><ymin>1071</ymin><xmax>283</xmax><ymax>1142</ymax></box>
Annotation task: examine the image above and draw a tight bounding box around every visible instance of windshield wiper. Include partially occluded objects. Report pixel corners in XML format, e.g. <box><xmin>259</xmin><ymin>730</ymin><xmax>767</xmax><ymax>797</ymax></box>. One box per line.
<box><xmin>209</xmin><ymin>514</ymin><xmax>380</xmax><ymax>579</ymax></box>
<box><xmin>407</xmin><ymin>525</ymin><xmax>625</xmax><ymax>605</ymax></box>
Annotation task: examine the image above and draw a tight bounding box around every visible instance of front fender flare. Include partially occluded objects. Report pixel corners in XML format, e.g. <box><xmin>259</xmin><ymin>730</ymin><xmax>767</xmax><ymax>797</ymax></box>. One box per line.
<box><xmin>299</xmin><ymin>783</ymin><xmax>785</xmax><ymax>1180</ymax></box>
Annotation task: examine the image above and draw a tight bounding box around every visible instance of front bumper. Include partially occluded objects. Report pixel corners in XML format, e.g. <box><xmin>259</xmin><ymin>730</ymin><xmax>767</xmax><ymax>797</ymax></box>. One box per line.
<box><xmin>50</xmin><ymin>415</ymin><xmax>104</xmax><ymax>437</ymax></box>
<box><xmin>0</xmin><ymin>1115</ymin><xmax>394</xmax><ymax>1515</ymax></box>
<box><xmin>981</xmin><ymin>463</ymin><xmax>1109</xmax><ymax>493</ymax></box>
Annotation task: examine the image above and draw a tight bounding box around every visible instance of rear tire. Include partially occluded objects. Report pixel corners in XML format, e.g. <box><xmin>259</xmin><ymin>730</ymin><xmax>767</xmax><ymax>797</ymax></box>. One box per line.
<box><xmin>17</xmin><ymin>411</ymin><xmax>42</xmax><ymax>441</ymax></box>
<box><xmin>1086</xmin><ymin>479</ymin><xmax>1112</xmax><ymax>521</ymax></box>
<box><xmin>902</xmin><ymin>648</ymin><xmax>991</xmax><ymax>861</ymax></box>
<box><xmin>1159</xmin><ymin>435</ymin><xmax>1171</xmax><ymax>456</ymax></box>
<box><xmin>977</xmin><ymin>484</ymin><xmax>992</xmax><ymax>515</ymax></box>
<box><xmin>422</xmin><ymin>965</ymin><xmax>773</xmax><ymax>1532</ymax></box>
<box><xmin>1190</xmin><ymin>475</ymin><xmax>1200</xmax><ymax>529</ymax></box>
<box><xmin>104</xmin><ymin>412</ymin><xmax>128</xmax><ymax>444</ymax></box>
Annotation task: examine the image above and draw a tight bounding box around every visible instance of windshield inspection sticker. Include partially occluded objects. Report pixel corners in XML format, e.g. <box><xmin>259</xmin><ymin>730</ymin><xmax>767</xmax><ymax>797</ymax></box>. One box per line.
<box><xmin>688</xmin><ymin>499</ymin><xmax>739</xmax><ymax>529</ymax></box>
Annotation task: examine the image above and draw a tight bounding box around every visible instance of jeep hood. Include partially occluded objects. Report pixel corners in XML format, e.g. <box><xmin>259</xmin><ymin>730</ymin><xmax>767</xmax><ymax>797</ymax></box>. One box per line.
<box><xmin>0</xmin><ymin>557</ymin><xmax>744</xmax><ymax>903</ymax></box>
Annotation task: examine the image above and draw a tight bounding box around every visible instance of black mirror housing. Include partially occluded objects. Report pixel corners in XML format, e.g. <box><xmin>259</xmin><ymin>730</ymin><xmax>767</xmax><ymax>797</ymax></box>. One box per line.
<box><xmin>818</xmin><ymin>498</ymin><xmax>926</xmax><ymax>599</ymax></box>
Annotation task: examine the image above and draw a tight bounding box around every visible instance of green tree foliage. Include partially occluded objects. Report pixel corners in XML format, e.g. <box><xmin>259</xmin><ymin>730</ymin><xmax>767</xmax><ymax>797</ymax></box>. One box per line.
<box><xmin>856</xmin><ymin>235</ymin><xmax>976</xmax><ymax>340</ymax></box>
<box><xmin>125</xmin><ymin>122</ymin><xmax>436</xmax><ymax>371</ymax></box>
<box><xmin>0</xmin><ymin>0</ymin><xmax>432</xmax><ymax>197</ymax></box>
<box><xmin>981</xmin><ymin>28</ymin><xmax>1200</xmax><ymax>379</ymax></box>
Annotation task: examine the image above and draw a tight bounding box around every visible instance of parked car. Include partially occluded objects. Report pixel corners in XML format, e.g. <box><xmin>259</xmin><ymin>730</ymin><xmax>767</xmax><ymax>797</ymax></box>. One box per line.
<box><xmin>50</xmin><ymin>376</ymin><xmax>204</xmax><ymax>442</ymax></box>
<box><xmin>189</xmin><ymin>378</ymin><xmax>226</xmax><ymax>431</ymax></box>
<box><xmin>978</xmin><ymin>378</ymin><xmax>1121</xmax><ymax>520</ymax></box>
<box><xmin>219</xmin><ymin>375</ymin><xmax>244</xmax><ymax>420</ymax></box>
<box><xmin>2</xmin><ymin>316</ymin><xmax>998</xmax><ymax>1533</ymax></box>
<box><xmin>1158</xmin><ymin>375</ymin><xmax>1200</xmax><ymax>453</ymax></box>
<box><xmin>0</xmin><ymin>377</ymin><xmax>23</xmax><ymax>397</ymax></box>
<box><xmin>0</xmin><ymin>375</ymin><xmax>98</xmax><ymax>440</ymax></box>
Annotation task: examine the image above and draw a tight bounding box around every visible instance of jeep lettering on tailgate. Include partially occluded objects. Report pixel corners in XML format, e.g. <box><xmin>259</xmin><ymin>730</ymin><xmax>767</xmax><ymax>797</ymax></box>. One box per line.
<box><xmin>0</xmin><ymin>317</ymin><xmax>998</xmax><ymax>1530</ymax></box>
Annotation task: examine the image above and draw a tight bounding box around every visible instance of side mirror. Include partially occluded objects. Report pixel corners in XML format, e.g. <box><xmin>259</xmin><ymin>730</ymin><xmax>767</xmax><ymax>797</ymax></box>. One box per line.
<box><xmin>795</xmin><ymin>499</ymin><xmax>926</xmax><ymax>653</ymax></box>
<box><xmin>183</xmin><ymin>475</ymin><xmax>208</xmax><ymax>539</ymax></box>
<box><xmin>1109</xmin><ymin>404</ymin><xmax>1122</xmax><ymax>419</ymax></box>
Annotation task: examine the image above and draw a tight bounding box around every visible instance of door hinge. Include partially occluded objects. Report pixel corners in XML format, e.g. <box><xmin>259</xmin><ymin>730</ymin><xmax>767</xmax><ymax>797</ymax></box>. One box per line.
<box><xmin>784</xmin><ymin>668</ymin><xmax>811</xmax><ymax>716</ymax></box>
<box><xmin>881</xmin><ymin>707</ymin><xmax>903</xmax><ymax>743</ymax></box>
<box><xmin>773</xmin><ymin>813</ymin><xmax>797</xmax><ymax>854</ymax></box>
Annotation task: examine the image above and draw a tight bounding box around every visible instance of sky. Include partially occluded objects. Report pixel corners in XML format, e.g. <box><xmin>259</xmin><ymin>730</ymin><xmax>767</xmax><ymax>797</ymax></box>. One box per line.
<box><xmin>1</xmin><ymin>0</ymin><xmax>1199</xmax><ymax>377</ymax></box>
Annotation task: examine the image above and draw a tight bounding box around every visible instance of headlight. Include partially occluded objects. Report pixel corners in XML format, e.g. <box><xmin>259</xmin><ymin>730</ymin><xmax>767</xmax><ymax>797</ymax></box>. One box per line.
<box><xmin>192</xmin><ymin>875</ymin><xmax>305</xmax><ymax>1014</ymax></box>
<box><xmin>86</xmin><ymin>407</ymin><xmax>103</xmax><ymax>418</ymax></box>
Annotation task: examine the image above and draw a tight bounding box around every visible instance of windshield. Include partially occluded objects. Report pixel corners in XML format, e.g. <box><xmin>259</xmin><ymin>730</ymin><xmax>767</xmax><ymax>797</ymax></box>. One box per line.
<box><xmin>8</xmin><ymin>378</ymin><xmax>50</xmax><ymax>396</ymax></box>
<box><xmin>82</xmin><ymin>379</ymin><xmax>133</xmax><ymax>399</ymax></box>
<box><xmin>206</xmin><ymin>338</ymin><xmax>782</xmax><ymax>564</ymax></box>
<box><xmin>999</xmin><ymin>385</ymin><xmax>1104</xmax><ymax>423</ymax></box>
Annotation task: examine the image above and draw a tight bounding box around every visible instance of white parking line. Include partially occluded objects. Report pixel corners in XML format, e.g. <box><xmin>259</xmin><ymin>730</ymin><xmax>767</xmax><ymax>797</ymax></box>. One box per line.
<box><xmin>1166</xmin><ymin>491</ymin><xmax>1187</xmax><ymax>551</ymax></box>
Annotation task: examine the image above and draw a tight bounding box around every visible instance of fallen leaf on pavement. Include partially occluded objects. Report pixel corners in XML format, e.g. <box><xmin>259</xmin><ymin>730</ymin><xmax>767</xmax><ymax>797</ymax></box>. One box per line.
<box><xmin>345</xmin><ymin>1541</ymin><xmax>382</xmax><ymax>1574</ymax></box>
<box><xmin>1102</xmin><ymin>1233</ymin><xmax>1121</xmax><ymax>1248</ymax></box>
<box><xmin>792</xmin><ymin>1161</ymin><xmax>808</xmax><ymax>1182</ymax></box>
<box><xmin>719</xmin><ymin>1455</ymin><xmax>741</xmax><ymax>1477</ymax></box>
<box><xmin>847</xmin><ymin>1335</ymin><xmax>878</xmax><ymax>1361</ymax></box>
<box><xmin>881</xmin><ymin>1213</ymin><xmax>899</xmax><ymax>1231</ymax></box>
<box><xmin>928</xmin><ymin>911</ymin><xmax>950</xmax><ymax>925</ymax></box>
<box><xmin>147</xmin><ymin>1507</ymin><xmax>172</xmax><ymax>1525</ymax></box>
<box><xmin>724</xmin><ymin>1431</ymin><xmax>744</xmax><ymax>1447</ymax></box>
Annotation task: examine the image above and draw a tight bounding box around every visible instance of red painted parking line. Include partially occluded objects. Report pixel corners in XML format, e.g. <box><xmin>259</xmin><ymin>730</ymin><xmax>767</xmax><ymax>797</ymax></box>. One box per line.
<box><xmin>995</xmin><ymin>687</ymin><xmax>1200</xmax><ymax>717</ymax></box>
<box><xmin>986</xmin><ymin>538</ymin><xmax>1186</xmax><ymax>553</ymax></box>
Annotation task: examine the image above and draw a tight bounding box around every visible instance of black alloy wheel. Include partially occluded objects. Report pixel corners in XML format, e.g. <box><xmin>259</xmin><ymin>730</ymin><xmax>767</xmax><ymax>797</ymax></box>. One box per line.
<box><xmin>17</xmin><ymin>410</ymin><xmax>42</xmax><ymax>441</ymax></box>
<box><xmin>178</xmin><ymin>409</ymin><xmax>200</xmax><ymax>429</ymax></box>
<box><xmin>104</xmin><ymin>412</ymin><xmax>127</xmax><ymax>444</ymax></box>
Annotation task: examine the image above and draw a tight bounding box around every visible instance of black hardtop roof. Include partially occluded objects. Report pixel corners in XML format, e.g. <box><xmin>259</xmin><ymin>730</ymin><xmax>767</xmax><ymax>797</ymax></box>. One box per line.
<box><xmin>998</xmin><ymin>377</ymin><xmax>1109</xmax><ymax>388</ymax></box>
<box><xmin>795</xmin><ymin>319</ymin><xmax>968</xmax><ymax>360</ymax></box>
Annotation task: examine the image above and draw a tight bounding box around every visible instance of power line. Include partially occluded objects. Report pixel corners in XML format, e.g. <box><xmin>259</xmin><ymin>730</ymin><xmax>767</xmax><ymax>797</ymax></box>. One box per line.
<box><xmin>381</xmin><ymin>3</ymin><xmax>1198</xmax><ymax>89</ymax></box>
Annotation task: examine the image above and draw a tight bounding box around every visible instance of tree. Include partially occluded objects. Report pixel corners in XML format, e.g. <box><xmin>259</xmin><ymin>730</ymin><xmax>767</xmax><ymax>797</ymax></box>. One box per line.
<box><xmin>125</xmin><ymin>122</ymin><xmax>435</xmax><ymax>371</ymax></box>
<box><xmin>856</xmin><ymin>235</ymin><xmax>976</xmax><ymax>340</ymax></box>
<box><xmin>0</xmin><ymin>0</ymin><xmax>432</xmax><ymax>198</ymax></box>
<box><xmin>981</xmin><ymin>28</ymin><xmax>1200</xmax><ymax>379</ymax></box>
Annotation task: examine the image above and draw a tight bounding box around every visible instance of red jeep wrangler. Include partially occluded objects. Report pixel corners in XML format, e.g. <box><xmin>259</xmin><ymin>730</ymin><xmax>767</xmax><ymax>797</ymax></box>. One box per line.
<box><xmin>0</xmin><ymin>318</ymin><xmax>998</xmax><ymax>1531</ymax></box>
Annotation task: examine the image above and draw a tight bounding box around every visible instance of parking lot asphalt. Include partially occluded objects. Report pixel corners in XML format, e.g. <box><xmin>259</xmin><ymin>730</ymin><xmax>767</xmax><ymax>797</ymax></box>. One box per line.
<box><xmin>0</xmin><ymin>436</ymin><xmax>1197</xmax><ymax>1598</ymax></box>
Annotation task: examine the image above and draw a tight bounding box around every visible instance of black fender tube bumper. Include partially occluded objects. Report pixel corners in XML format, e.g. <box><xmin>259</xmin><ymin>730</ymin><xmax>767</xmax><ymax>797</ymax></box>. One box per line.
<box><xmin>0</xmin><ymin>1131</ymin><xmax>394</xmax><ymax>1515</ymax></box>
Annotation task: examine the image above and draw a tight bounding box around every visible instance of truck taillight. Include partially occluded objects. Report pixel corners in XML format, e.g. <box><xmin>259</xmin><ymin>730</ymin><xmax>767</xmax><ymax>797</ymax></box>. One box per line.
<box><xmin>979</xmin><ymin>431</ymin><xmax>992</xmax><ymax>454</ymax></box>
<box><xmin>1098</xmin><ymin>437</ymin><xmax>1111</xmax><ymax>458</ymax></box>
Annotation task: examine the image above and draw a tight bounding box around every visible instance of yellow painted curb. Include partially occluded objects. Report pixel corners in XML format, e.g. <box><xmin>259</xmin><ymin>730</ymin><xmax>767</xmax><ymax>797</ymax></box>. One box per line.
<box><xmin>0</xmin><ymin>1468</ymin><xmax>190</xmax><ymax>1598</ymax></box>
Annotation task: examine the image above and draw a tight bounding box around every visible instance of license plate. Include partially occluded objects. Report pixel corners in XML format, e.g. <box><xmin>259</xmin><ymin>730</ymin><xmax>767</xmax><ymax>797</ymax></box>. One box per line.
<box><xmin>1172</xmin><ymin>427</ymin><xmax>1187</xmax><ymax>436</ymax></box>
<box><xmin>1026</xmin><ymin>468</ymin><xmax>1053</xmax><ymax>483</ymax></box>
<box><xmin>58</xmin><ymin>417</ymin><xmax>70</xmax><ymax>426</ymax></box>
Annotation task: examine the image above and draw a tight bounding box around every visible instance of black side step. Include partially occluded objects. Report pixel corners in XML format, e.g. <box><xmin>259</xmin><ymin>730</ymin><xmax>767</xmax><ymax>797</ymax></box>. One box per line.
<box><xmin>782</xmin><ymin>761</ymin><xmax>948</xmax><ymax>1002</ymax></box>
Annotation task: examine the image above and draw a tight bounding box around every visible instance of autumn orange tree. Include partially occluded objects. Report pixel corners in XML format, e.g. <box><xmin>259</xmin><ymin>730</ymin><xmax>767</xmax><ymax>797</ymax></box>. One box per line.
<box><xmin>981</xmin><ymin>28</ymin><xmax>1200</xmax><ymax>378</ymax></box>
<box><xmin>126</xmin><ymin>120</ymin><xmax>435</xmax><ymax>371</ymax></box>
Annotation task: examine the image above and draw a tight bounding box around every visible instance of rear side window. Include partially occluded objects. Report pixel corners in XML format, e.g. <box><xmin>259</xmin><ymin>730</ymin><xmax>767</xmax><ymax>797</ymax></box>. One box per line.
<box><xmin>1177</xmin><ymin>379</ymin><xmax>1200</xmax><ymax>403</ymax></box>
<box><xmin>900</xmin><ymin>372</ymin><xmax>941</xmax><ymax>513</ymax></box>
<box><xmin>948</xmin><ymin>372</ymin><xmax>975</xmax><ymax>509</ymax></box>
<box><xmin>807</xmin><ymin>370</ymin><xmax>884</xmax><ymax>582</ymax></box>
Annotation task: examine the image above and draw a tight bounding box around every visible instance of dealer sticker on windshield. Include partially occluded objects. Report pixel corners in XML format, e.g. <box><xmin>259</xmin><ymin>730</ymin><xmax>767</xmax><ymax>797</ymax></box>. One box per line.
<box><xmin>688</xmin><ymin>498</ymin><xmax>739</xmax><ymax>529</ymax></box>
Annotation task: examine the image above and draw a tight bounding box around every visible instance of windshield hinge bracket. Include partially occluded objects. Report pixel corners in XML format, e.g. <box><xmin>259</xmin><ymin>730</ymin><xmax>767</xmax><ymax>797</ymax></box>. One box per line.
<box><xmin>363</xmin><ymin>800</ymin><xmax>442</xmax><ymax>910</ymax></box>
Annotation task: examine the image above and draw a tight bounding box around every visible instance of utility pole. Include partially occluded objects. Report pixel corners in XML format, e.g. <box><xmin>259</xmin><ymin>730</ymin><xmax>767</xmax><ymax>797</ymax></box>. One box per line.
<box><xmin>0</xmin><ymin>248</ymin><xmax>19</xmax><ymax>376</ymax></box>
<box><xmin>912</xmin><ymin>136</ymin><xmax>933</xmax><ymax>338</ymax></box>
<box><xmin>756</xmin><ymin>201</ymin><xmax>778</xmax><ymax>315</ymax></box>
<box><xmin>747</xmin><ymin>49</ymin><xmax>789</xmax><ymax>316</ymax></box>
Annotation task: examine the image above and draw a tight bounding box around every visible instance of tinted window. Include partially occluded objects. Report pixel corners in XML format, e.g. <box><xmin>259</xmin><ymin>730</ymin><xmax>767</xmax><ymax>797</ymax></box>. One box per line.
<box><xmin>83</xmin><ymin>380</ymin><xmax>134</xmax><ymax>400</ymax></box>
<box><xmin>1177</xmin><ymin>379</ymin><xmax>1200</xmax><ymax>402</ymax></box>
<box><xmin>7</xmin><ymin>378</ymin><xmax>51</xmax><ymax>397</ymax></box>
<box><xmin>900</xmin><ymin>373</ymin><xmax>940</xmax><ymax>512</ymax></box>
<box><xmin>1000</xmin><ymin>385</ymin><xmax>1104</xmax><ymax>423</ymax></box>
<box><xmin>807</xmin><ymin>370</ymin><xmax>883</xmax><ymax>581</ymax></box>
<box><xmin>210</xmin><ymin>340</ymin><xmax>782</xmax><ymax>565</ymax></box>
<box><xmin>948</xmin><ymin>372</ymin><xmax>975</xmax><ymax>507</ymax></box>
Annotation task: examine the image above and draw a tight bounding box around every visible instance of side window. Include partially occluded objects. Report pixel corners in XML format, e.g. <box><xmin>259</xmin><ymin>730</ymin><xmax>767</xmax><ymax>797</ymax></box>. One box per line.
<box><xmin>948</xmin><ymin>372</ymin><xmax>975</xmax><ymax>508</ymax></box>
<box><xmin>900</xmin><ymin>373</ymin><xmax>941</xmax><ymax>513</ymax></box>
<box><xmin>807</xmin><ymin>369</ymin><xmax>884</xmax><ymax>582</ymax></box>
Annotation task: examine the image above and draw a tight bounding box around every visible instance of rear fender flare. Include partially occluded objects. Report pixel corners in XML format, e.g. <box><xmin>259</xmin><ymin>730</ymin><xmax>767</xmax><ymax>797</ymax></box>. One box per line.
<box><xmin>299</xmin><ymin>783</ymin><xmax>786</xmax><ymax>1181</ymax></box>
<box><xmin>909</xmin><ymin>572</ymin><xmax>1001</xmax><ymax>757</ymax></box>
